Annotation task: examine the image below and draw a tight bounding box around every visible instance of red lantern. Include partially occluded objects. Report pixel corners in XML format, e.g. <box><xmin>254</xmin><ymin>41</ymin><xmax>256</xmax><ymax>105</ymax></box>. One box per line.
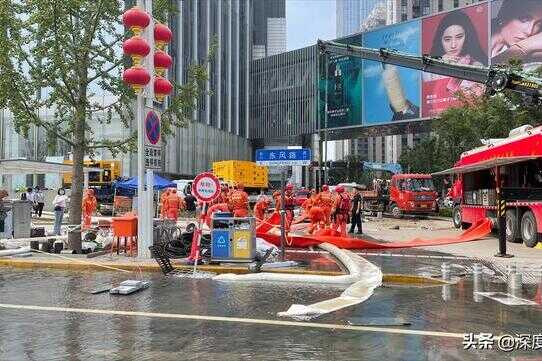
<box><xmin>122</xmin><ymin>6</ymin><xmax>151</xmax><ymax>36</ymax></box>
<box><xmin>154</xmin><ymin>50</ymin><xmax>172</xmax><ymax>76</ymax></box>
<box><xmin>154</xmin><ymin>76</ymin><xmax>173</xmax><ymax>102</ymax></box>
<box><xmin>123</xmin><ymin>36</ymin><xmax>150</xmax><ymax>66</ymax></box>
<box><xmin>154</xmin><ymin>23</ymin><xmax>172</xmax><ymax>49</ymax></box>
<box><xmin>123</xmin><ymin>67</ymin><xmax>151</xmax><ymax>93</ymax></box>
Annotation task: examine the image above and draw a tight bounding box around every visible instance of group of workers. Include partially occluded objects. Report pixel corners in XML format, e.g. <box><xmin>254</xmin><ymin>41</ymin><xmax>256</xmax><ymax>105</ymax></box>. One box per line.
<box><xmin>253</xmin><ymin>184</ymin><xmax>362</xmax><ymax>237</ymax></box>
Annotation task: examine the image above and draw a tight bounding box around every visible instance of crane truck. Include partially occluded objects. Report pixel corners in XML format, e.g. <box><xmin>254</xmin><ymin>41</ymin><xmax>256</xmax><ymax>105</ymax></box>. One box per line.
<box><xmin>317</xmin><ymin>40</ymin><xmax>542</xmax><ymax>247</ymax></box>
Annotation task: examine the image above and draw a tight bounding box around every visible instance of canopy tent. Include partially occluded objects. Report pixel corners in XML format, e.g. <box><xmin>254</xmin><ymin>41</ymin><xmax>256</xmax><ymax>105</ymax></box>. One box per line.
<box><xmin>0</xmin><ymin>159</ymin><xmax>102</xmax><ymax>175</ymax></box>
<box><xmin>431</xmin><ymin>156</ymin><xmax>538</xmax><ymax>176</ymax></box>
<box><xmin>114</xmin><ymin>174</ymin><xmax>176</xmax><ymax>191</ymax></box>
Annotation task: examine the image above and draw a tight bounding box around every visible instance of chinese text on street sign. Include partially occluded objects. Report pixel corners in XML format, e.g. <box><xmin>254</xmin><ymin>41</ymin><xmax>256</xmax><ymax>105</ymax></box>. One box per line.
<box><xmin>192</xmin><ymin>172</ymin><xmax>221</xmax><ymax>203</ymax></box>
<box><xmin>255</xmin><ymin>148</ymin><xmax>311</xmax><ymax>166</ymax></box>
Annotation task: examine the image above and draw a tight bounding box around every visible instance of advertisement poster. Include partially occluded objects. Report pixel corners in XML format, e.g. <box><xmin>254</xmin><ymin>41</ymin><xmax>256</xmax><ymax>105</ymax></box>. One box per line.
<box><xmin>362</xmin><ymin>20</ymin><xmax>421</xmax><ymax>125</ymax></box>
<box><xmin>319</xmin><ymin>34</ymin><xmax>363</xmax><ymax>129</ymax></box>
<box><xmin>422</xmin><ymin>4</ymin><xmax>488</xmax><ymax>118</ymax></box>
<box><xmin>490</xmin><ymin>0</ymin><xmax>542</xmax><ymax>71</ymax></box>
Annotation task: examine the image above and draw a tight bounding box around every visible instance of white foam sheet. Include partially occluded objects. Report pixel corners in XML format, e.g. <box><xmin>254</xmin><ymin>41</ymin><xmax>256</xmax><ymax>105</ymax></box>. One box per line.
<box><xmin>213</xmin><ymin>243</ymin><xmax>383</xmax><ymax>319</ymax></box>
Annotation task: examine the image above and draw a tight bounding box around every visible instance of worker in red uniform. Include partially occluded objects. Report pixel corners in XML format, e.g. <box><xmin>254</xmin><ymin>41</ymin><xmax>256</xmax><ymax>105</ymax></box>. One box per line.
<box><xmin>166</xmin><ymin>188</ymin><xmax>181</xmax><ymax>221</ymax></box>
<box><xmin>332</xmin><ymin>185</ymin><xmax>351</xmax><ymax>237</ymax></box>
<box><xmin>214</xmin><ymin>184</ymin><xmax>230</xmax><ymax>205</ymax></box>
<box><xmin>82</xmin><ymin>189</ymin><xmax>97</xmax><ymax>229</ymax></box>
<box><xmin>283</xmin><ymin>184</ymin><xmax>296</xmax><ymax>226</ymax></box>
<box><xmin>314</xmin><ymin>185</ymin><xmax>335</xmax><ymax>228</ymax></box>
<box><xmin>253</xmin><ymin>196</ymin><xmax>270</xmax><ymax>221</ymax></box>
<box><xmin>272</xmin><ymin>190</ymin><xmax>281</xmax><ymax>213</ymax></box>
<box><xmin>160</xmin><ymin>188</ymin><xmax>171</xmax><ymax>219</ymax></box>
<box><xmin>301</xmin><ymin>189</ymin><xmax>317</xmax><ymax>217</ymax></box>
<box><xmin>229</xmin><ymin>183</ymin><xmax>249</xmax><ymax>217</ymax></box>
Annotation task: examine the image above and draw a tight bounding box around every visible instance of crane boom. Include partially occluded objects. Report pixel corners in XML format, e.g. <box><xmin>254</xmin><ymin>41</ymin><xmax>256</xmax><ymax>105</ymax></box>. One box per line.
<box><xmin>318</xmin><ymin>39</ymin><xmax>542</xmax><ymax>100</ymax></box>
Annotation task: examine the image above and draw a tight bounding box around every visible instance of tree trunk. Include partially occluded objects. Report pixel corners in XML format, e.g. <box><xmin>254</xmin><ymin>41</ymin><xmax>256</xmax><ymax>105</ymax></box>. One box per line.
<box><xmin>67</xmin><ymin>118</ymin><xmax>86</xmax><ymax>253</ymax></box>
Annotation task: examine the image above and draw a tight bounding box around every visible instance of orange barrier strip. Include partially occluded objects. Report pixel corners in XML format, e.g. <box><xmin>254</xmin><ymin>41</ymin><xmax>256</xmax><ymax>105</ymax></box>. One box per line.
<box><xmin>256</xmin><ymin>218</ymin><xmax>492</xmax><ymax>250</ymax></box>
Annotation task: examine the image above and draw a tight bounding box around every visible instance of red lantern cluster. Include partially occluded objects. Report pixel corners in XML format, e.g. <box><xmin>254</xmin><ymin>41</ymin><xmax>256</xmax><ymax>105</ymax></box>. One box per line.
<box><xmin>121</xmin><ymin>7</ymin><xmax>173</xmax><ymax>101</ymax></box>
<box><xmin>153</xmin><ymin>22</ymin><xmax>173</xmax><ymax>102</ymax></box>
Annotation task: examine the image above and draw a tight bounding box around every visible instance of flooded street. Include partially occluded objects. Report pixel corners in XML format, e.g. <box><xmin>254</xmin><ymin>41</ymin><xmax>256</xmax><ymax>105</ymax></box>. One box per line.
<box><xmin>0</xmin><ymin>268</ymin><xmax>540</xmax><ymax>361</ymax></box>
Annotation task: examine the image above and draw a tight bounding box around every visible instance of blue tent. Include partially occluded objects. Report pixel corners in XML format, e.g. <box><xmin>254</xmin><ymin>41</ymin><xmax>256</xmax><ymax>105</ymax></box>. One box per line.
<box><xmin>114</xmin><ymin>174</ymin><xmax>176</xmax><ymax>191</ymax></box>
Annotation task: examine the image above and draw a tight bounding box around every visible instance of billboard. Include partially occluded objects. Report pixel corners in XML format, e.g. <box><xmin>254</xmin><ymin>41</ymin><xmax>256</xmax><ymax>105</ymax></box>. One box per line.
<box><xmin>422</xmin><ymin>3</ymin><xmax>488</xmax><ymax>118</ymax></box>
<box><xmin>490</xmin><ymin>0</ymin><xmax>542</xmax><ymax>71</ymax></box>
<box><xmin>319</xmin><ymin>34</ymin><xmax>363</xmax><ymax>129</ymax></box>
<box><xmin>362</xmin><ymin>20</ymin><xmax>421</xmax><ymax>125</ymax></box>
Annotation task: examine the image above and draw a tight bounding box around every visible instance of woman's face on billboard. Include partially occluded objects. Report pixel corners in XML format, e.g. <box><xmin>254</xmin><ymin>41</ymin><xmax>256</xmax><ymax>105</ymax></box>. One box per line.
<box><xmin>442</xmin><ymin>25</ymin><xmax>465</xmax><ymax>57</ymax></box>
<box><xmin>501</xmin><ymin>12</ymin><xmax>542</xmax><ymax>45</ymax></box>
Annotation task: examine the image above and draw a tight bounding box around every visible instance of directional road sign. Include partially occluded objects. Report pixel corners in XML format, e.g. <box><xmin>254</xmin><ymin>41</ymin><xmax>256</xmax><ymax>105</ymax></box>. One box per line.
<box><xmin>255</xmin><ymin>148</ymin><xmax>312</xmax><ymax>166</ymax></box>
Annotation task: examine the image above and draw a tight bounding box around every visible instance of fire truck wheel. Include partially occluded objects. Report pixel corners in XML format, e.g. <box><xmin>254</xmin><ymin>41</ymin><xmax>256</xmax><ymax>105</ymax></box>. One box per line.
<box><xmin>506</xmin><ymin>210</ymin><xmax>521</xmax><ymax>243</ymax></box>
<box><xmin>452</xmin><ymin>206</ymin><xmax>461</xmax><ymax>229</ymax></box>
<box><xmin>389</xmin><ymin>203</ymin><xmax>401</xmax><ymax>219</ymax></box>
<box><xmin>520</xmin><ymin>211</ymin><xmax>539</xmax><ymax>248</ymax></box>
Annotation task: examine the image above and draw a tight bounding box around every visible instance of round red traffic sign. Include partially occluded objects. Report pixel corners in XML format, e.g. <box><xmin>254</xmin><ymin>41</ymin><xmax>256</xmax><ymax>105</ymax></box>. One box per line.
<box><xmin>192</xmin><ymin>172</ymin><xmax>220</xmax><ymax>202</ymax></box>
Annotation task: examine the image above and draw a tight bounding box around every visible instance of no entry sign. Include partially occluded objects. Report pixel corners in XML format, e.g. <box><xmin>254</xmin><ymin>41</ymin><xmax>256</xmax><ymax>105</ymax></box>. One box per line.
<box><xmin>192</xmin><ymin>172</ymin><xmax>220</xmax><ymax>203</ymax></box>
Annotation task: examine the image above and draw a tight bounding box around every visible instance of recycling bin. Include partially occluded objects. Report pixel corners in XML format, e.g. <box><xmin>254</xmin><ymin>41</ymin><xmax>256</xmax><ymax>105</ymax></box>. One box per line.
<box><xmin>211</xmin><ymin>213</ymin><xmax>255</xmax><ymax>263</ymax></box>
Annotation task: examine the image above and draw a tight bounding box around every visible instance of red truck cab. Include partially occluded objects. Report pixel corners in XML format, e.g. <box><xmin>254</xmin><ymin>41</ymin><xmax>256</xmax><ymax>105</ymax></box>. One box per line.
<box><xmin>388</xmin><ymin>174</ymin><xmax>439</xmax><ymax>217</ymax></box>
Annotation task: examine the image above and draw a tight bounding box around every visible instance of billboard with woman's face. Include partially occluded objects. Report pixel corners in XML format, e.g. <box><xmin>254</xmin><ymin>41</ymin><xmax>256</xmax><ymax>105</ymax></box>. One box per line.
<box><xmin>421</xmin><ymin>4</ymin><xmax>488</xmax><ymax>118</ymax></box>
<box><xmin>319</xmin><ymin>34</ymin><xmax>363</xmax><ymax>129</ymax></box>
<box><xmin>491</xmin><ymin>0</ymin><xmax>542</xmax><ymax>71</ymax></box>
<box><xmin>362</xmin><ymin>20</ymin><xmax>421</xmax><ymax>125</ymax></box>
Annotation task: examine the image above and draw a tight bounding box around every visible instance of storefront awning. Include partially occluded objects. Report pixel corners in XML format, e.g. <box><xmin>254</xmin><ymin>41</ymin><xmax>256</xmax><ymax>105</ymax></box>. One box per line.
<box><xmin>0</xmin><ymin>159</ymin><xmax>102</xmax><ymax>175</ymax></box>
<box><xmin>432</xmin><ymin>156</ymin><xmax>538</xmax><ymax>176</ymax></box>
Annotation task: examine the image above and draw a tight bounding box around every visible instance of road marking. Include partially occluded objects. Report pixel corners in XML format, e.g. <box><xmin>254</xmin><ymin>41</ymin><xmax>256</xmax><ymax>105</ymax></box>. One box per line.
<box><xmin>0</xmin><ymin>303</ymin><xmax>465</xmax><ymax>339</ymax></box>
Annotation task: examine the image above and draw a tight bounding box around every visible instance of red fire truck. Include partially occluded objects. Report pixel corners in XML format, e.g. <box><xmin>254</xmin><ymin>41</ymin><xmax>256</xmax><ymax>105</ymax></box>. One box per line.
<box><xmin>361</xmin><ymin>174</ymin><xmax>439</xmax><ymax>218</ymax></box>
<box><xmin>436</xmin><ymin>125</ymin><xmax>542</xmax><ymax>248</ymax></box>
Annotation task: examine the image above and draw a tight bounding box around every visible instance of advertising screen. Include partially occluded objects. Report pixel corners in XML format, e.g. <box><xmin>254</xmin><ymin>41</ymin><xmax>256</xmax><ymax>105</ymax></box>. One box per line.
<box><xmin>362</xmin><ymin>20</ymin><xmax>421</xmax><ymax>125</ymax></box>
<box><xmin>319</xmin><ymin>34</ymin><xmax>363</xmax><ymax>129</ymax></box>
<box><xmin>422</xmin><ymin>4</ymin><xmax>488</xmax><ymax>118</ymax></box>
<box><xmin>490</xmin><ymin>0</ymin><xmax>542</xmax><ymax>71</ymax></box>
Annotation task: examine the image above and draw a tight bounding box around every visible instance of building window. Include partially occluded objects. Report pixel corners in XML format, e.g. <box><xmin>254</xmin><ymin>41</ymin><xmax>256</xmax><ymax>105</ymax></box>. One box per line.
<box><xmin>438</xmin><ymin>0</ymin><xmax>443</xmax><ymax>12</ymax></box>
<box><xmin>454</xmin><ymin>0</ymin><xmax>459</xmax><ymax>7</ymax></box>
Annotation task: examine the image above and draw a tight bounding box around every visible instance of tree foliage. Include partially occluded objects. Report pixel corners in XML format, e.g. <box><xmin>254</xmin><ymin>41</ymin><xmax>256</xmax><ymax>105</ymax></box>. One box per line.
<box><xmin>0</xmin><ymin>0</ymin><xmax>210</xmax><ymax>230</ymax></box>
<box><xmin>400</xmin><ymin>70</ymin><xmax>542</xmax><ymax>174</ymax></box>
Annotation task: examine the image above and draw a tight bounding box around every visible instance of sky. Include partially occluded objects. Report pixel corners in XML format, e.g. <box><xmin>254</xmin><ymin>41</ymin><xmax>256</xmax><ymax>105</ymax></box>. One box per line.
<box><xmin>286</xmin><ymin>0</ymin><xmax>336</xmax><ymax>51</ymax></box>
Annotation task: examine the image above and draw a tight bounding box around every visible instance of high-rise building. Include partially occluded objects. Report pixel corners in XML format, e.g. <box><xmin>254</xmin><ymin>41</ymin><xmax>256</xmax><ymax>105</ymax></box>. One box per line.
<box><xmin>386</xmin><ymin>0</ymin><xmax>483</xmax><ymax>24</ymax></box>
<box><xmin>161</xmin><ymin>0</ymin><xmax>258</xmax><ymax>177</ymax></box>
<box><xmin>337</xmin><ymin>0</ymin><xmax>383</xmax><ymax>37</ymax></box>
<box><xmin>253</xmin><ymin>0</ymin><xmax>286</xmax><ymax>60</ymax></box>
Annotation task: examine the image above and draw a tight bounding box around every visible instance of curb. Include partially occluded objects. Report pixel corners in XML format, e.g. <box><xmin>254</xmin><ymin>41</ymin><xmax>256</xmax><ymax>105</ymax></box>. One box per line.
<box><xmin>0</xmin><ymin>258</ymin><xmax>447</xmax><ymax>285</ymax></box>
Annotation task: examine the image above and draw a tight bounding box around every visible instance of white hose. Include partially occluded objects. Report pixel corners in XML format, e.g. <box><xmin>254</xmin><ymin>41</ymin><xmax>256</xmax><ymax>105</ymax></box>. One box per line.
<box><xmin>0</xmin><ymin>246</ymin><xmax>31</xmax><ymax>257</ymax></box>
<box><xmin>213</xmin><ymin>242</ymin><xmax>383</xmax><ymax>319</ymax></box>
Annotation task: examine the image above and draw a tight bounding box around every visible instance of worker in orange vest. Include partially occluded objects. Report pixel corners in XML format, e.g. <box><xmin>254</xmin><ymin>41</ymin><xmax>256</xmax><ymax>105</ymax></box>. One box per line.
<box><xmin>314</xmin><ymin>185</ymin><xmax>335</xmax><ymax>228</ymax></box>
<box><xmin>332</xmin><ymin>185</ymin><xmax>351</xmax><ymax>236</ymax></box>
<box><xmin>229</xmin><ymin>183</ymin><xmax>249</xmax><ymax>217</ymax></box>
<box><xmin>253</xmin><ymin>196</ymin><xmax>270</xmax><ymax>221</ymax></box>
<box><xmin>301</xmin><ymin>189</ymin><xmax>317</xmax><ymax>217</ymax></box>
<box><xmin>283</xmin><ymin>184</ymin><xmax>296</xmax><ymax>226</ymax></box>
<box><xmin>166</xmin><ymin>188</ymin><xmax>182</xmax><ymax>221</ymax></box>
<box><xmin>160</xmin><ymin>189</ymin><xmax>171</xmax><ymax>219</ymax></box>
<box><xmin>82</xmin><ymin>189</ymin><xmax>97</xmax><ymax>229</ymax></box>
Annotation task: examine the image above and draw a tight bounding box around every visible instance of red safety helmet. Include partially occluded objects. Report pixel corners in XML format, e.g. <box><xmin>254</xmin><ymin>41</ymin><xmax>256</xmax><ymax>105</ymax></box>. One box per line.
<box><xmin>322</xmin><ymin>184</ymin><xmax>329</xmax><ymax>191</ymax></box>
<box><xmin>336</xmin><ymin>185</ymin><xmax>345</xmax><ymax>193</ymax></box>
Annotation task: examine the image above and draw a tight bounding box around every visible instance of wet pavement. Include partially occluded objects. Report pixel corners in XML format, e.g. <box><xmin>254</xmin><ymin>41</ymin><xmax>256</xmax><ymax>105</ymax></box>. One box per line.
<box><xmin>0</xmin><ymin>264</ymin><xmax>541</xmax><ymax>361</ymax></box>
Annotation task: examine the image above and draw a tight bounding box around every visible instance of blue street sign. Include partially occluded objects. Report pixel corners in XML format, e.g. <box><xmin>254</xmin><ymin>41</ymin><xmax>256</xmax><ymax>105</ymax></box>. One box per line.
<box><xmin>255</xmin><ymin>148</ymin><xmax>312</xmax><ymax>166</ymax></box>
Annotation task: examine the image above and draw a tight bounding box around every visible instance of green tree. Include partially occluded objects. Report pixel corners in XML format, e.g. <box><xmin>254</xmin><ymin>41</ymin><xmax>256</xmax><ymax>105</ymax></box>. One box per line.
<box><xmin>0</xmin><ymin>1</ymin><xmax>210</xmax><ymax>243</ymax></box>
<box><xmin>401</xmin><ymin>83</ymin><xmax>542</xmax><ymax>173</ymax></box>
